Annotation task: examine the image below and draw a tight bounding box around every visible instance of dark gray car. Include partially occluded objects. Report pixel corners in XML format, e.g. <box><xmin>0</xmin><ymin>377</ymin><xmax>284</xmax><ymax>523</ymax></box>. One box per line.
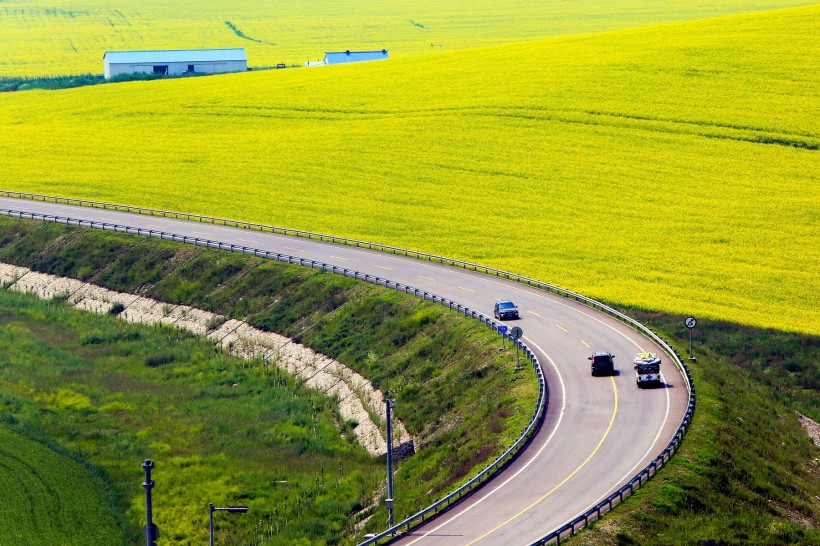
<box><xmin>494</xmin><ymin>300</ymin><xmax>519</xmax><ymax>320</ymax></box>
<box><xmin>589</xmin><ymin>352</ymin><xmax>615</xmax><ymax>376</ymax></box>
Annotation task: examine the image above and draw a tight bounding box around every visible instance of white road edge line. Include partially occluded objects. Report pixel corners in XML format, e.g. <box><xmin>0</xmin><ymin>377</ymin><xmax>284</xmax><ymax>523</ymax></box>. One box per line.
<box><xmin>404</xmin><ymin>338</ymin><xmax>565</xmax><ymax>545</ymax></box>
<box><xmin>580</xmin><ymin>372</ymin><xmax>671</xmax><ymax>514</ymax></box>
<box><xmin>418</xmin><ymin>260</ymin><xmax>653</xmax><ymax>352</ymax></box>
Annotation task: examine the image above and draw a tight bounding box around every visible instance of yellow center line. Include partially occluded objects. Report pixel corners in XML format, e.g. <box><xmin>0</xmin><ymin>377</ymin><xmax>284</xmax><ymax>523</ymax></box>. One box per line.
<box><xmin>580</xmin><ymin>339</ymin><xmax>591</xmax><ymax>349</ymax></box>
<box><xmin>459</xmin><ymin>286</ymin><xmax>475</xmax><ymax>292</ymax></box>
<box><xmin>417</xmin><ymin>275</ymin><xmax>436</xmax><ymax>281</ymax></box>
<box><xmin>528</xmin><ymin>310</ymin><xmax>541</xmax><ymax>318</ymax></box>
<box><xmin>556</xmin><ymin>324</ymin><xmax>568</xmax><ymax>332</ymax></box>
<box><xmin>238</xmin><ymin>238</ymin><xmax>257</xmax><ymax>244</ymax></box>
<box><xmin>465</xmin><ymin>376</ymin><xmax>619</xmax><ymax>545</ymax></box>
<box><xmin>329</xmin><ymin>255</ymin><xmax>348</xmax><ymax>261</ymax></box>
<box><xmin>374</xmin><ymin>265</ymin><xmax>393</xmax><ymax>271</ymax></box>
<box><xmin>285</xmin><ymin>247</ymin><xmax>304</xmax><ymax>252</ymax></box>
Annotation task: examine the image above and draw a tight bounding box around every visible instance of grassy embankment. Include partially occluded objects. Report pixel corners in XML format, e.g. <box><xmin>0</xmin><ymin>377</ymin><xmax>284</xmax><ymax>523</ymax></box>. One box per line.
<box><xmin>567</xmin><ymin>309</ymin><xmax>819</xmax><ymax>545</ymax></box>
<box><xmin>1</xmin><ymin>6</ymin><xmax>818</xmax><ymax>334</ymax></box>
<box><xmin>0</xmin><ymin>0</ymin><xmax>810</xmax><ymax>76</ymax></box>
<box><xmin>0</xmin><ymin>217</ymin><xmax>536</xmax><ymax>544</ymax></box>
<box><xmin>0</xmin><ymin>425</ymin><xmax>127</xmax><ymax>545</ymax></box>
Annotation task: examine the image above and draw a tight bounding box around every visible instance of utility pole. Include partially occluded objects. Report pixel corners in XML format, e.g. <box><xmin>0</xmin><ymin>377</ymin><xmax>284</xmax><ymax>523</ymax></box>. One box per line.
<box><xmin>385</xmin><ymin>397</ymin><xmax>396</xmax><ymax>529</ymax></box>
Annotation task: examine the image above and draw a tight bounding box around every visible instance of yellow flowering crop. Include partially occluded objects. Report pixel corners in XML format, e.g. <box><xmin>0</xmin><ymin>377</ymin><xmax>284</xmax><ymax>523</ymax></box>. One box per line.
<box><xmin>0</xmin><ymin>0</ymin><xmax>813</xmax><ymax>76</ymax></box>
<box><xmin>0</xmin><ymin>6</ymin><xmax>818</xmax><ymax>334</ymax></box>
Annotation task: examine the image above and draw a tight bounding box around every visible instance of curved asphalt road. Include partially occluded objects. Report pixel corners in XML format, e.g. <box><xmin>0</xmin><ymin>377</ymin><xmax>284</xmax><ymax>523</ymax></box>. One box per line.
<box><xmin>0</xmin><ymin>197</ymin><xmax>690</xmax><ymax>545</ymax></box>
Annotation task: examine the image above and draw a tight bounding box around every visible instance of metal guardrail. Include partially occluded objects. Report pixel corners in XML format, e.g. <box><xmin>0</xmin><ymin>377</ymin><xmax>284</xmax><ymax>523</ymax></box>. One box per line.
<box><xmin>529</xmin><ymin>345</ymin><xmax>694</xmax><ymax>544</ymax></box>
<box><xmin>0</xmin><ymin>206</ymin><xmax>546</xmax><ymax>545</ymax></box>
<box><xmin>0</xmin><ymin>191</ymin><xmax>695</xmax><ymax>544</ymax></box>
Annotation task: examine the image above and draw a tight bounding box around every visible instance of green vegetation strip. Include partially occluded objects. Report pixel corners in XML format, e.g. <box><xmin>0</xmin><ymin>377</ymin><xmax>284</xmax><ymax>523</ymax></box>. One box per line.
<box><xmin>0</xmin><ymin>216</ymin><xmax>536</xmax><ymax>544</ymax></box>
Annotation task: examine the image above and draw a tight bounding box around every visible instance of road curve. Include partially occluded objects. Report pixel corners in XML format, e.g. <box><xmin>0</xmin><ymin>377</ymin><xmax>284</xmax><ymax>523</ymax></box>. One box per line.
<box><xmin>0</xmin><ymin>197</ymin><xmax>690</xmax><ymax>545</ymax></box>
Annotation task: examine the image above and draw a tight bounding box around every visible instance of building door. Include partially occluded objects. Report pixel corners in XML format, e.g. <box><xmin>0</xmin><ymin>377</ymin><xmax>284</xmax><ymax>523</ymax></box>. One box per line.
<box><xmin>152</xmin><ymin>65</ymin><xmax>168</xmax><ymax>75</ymax></box>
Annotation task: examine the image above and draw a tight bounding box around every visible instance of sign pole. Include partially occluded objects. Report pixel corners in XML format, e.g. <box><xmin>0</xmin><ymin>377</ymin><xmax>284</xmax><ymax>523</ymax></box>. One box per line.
<box><xmin>685</xmin><ymin>317</ymin><xmax>697</xmax><ymax>362</ymax></box>
<box><xmin>510</xmin><ymin>327</ymin><xmax>523</xmax><ymax>371</ymax></box>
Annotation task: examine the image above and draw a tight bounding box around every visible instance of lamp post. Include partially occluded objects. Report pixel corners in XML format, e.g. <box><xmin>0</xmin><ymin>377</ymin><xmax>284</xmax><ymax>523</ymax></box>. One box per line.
<box><xmin>385</xmin><ymin>397</ymin><xmax>395</xmax><ymax>530</ymax></box>
<box><xmin>209</xmin><ymin>504</ymin><xmax>249</xmax><ymax>546</ymax></box>
<box><xmin>142</xmin><ymin>460</ymin><xmax>159</xmax><ymax>546</ymax></box>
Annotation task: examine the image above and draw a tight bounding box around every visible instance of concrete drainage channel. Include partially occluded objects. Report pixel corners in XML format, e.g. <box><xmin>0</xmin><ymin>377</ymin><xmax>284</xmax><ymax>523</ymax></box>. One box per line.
<box><xmin>0</xmin><ymin>192</ymin><xmax>695</xmax><ymax>545</ymax></box>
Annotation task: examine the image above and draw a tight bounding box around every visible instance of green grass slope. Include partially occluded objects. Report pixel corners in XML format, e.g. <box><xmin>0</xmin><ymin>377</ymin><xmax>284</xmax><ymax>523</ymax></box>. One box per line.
<box><xmin>0</xmin><ymin>425</ymin><xmax>127</xmax><ymax>545</ymax></box>
<box><xmin>0</xmin><ymin>6</ymin><xmax>817</xmax><ymax>334</ymax></box>
<box><xmin>0</xmin><ymin>288</ymin><xmax>381</xmax><ymax>545</ymax></box>
<box><xmin>0</xmin><ymin>0</ymin><xmax>813</xmax><ymax>76</ymax></box>
<box><xmin>0</xmin><ymin>217</ymin><xmax>536</xmax><ymax>543</ymax></box>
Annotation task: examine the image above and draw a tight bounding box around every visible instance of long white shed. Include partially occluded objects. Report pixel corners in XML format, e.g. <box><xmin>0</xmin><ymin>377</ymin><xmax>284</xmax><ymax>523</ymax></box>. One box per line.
<box><xmin>103</xmin><ymin>48</ymin><xmax>247</xmax><ymax>79</ymax></box>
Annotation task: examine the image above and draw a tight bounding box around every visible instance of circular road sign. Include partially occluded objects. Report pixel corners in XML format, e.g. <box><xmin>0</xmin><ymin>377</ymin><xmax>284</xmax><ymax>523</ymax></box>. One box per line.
<box><xmin>685</xmin><ymin>317</ymin><xmax>697</xmax><ymax>329</ymax></box>
<box><xmin>510</xmin><ymin>326</ymin><xmax>523</xmax><ymax>340</ymax></box>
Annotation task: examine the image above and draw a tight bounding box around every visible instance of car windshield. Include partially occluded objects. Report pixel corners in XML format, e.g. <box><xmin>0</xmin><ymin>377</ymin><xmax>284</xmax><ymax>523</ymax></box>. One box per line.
<box><xmin>593</xmin><ymin>355</ymin><xmax>611</xmax><ymax>364</ymax></box>
<box><xmin>499</xmin><ymin>302</ymin><xmax>515</xmax><ymax>309</ymax></box>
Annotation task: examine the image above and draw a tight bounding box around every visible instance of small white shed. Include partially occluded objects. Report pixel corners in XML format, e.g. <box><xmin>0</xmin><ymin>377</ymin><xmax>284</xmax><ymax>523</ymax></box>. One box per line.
<box><xmin>103</xmin><ymin>48</ymin><xmax>248</xmax><ymax>79</ymax></box>
<box><xmin>323</xmin><ymin>50</ymin><xmax>389</xmax><ymax>65</ymax></box>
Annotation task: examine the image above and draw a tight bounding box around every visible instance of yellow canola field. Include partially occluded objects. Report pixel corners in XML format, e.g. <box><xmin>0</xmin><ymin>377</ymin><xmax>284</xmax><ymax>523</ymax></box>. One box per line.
<box><xmin>0</xmin><ymin>0</ymin><xmax>814</xmax><ymax>76</ymax></box>
<box><xmin>1</xmin><ymin>6</ymin><xmax>818</xmax><ymax>334</ymax></box>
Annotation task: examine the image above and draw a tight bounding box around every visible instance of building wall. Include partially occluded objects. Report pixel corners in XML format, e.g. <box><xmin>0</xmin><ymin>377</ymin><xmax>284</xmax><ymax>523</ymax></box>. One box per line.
<box><xmin>104</xmin><ymin>60</ymin><xmax>247</xmax><ymax>79</ymax></box>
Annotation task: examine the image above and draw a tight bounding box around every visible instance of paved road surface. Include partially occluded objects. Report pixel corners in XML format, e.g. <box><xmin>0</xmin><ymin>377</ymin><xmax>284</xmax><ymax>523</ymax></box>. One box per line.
<box><xmin>0</xmin><ymin>197</ymin><xmax>690</xmax><ymax>545</ymax></box>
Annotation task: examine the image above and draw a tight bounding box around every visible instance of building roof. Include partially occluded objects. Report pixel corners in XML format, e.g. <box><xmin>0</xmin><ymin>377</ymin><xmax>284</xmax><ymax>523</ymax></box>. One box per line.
<box><xmin>104</xmin><ymin>48</ymin><xmax>247</xmax><ymax>64</ymax></box>
<box><xmin>324</xmin><ymin>50</ymin><xmax>389</xmax><ymax>65</ymax></box>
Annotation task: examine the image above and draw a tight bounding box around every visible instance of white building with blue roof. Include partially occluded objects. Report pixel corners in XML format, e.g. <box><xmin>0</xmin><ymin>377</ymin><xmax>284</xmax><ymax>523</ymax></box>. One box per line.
<box><xmin>323</xmin><ymin>50</ymin><xmax>389</xmax><ymax>65</ymax></box>
<box><xmin>103</xmin><ymin>48</ymin><xmax>247</xmax><ymax>79</ymax></box>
